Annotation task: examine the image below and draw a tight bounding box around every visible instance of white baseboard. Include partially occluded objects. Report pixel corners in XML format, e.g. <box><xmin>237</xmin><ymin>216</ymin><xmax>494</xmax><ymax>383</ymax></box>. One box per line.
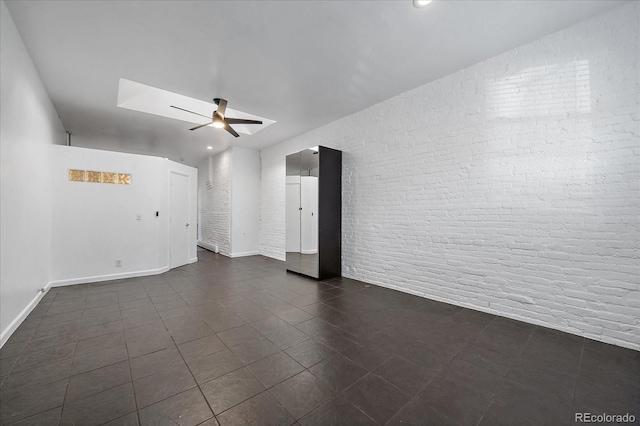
<box><xmin>229</xmin><ymin>251</ymin><xmax>260</xmax><ymax>258</ymax></box>
<box><xmin>260</xmin><ymin>253</ymin><xmax>285</xmax><ymax>262</ymax></box>
<box><xmin>49</xmin><ymin>266</ymin><xmax>170</xmax><ymax>287</ymax></box>
<box><xmin>197</xmin><ymin>241</ymin><xmax>219</xmax><ymax>253</ymax></box>
<box><xmin>0</xmin><ymin>282</ymin><xmax>51</xmax><ymax>348</ymax></box>
<box><xmin>2</xmin><ymin>262</ymin><xmax>197</xmax><ymax>347</ymax></box>
<box><xmin>342</xmin><ymin>273</ymin><xmax>640</xmax><ymax>352</ymax></box>
<box><xmin>300</xmin><ymin>249</ymin><xmax>318</xmax><ymax>255</ymax></box>
<box><xmin>199</xmin><ymin>243</ymin><xmax>259</xmax><ymax>258</ymax></box>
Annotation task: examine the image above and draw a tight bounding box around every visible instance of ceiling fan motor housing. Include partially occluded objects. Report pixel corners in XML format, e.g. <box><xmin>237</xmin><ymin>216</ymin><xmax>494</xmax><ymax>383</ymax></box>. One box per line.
<box><xmin>171</xmin><ymin>97</ymin><xmax>261</xmax><ymax>137</ymax></box>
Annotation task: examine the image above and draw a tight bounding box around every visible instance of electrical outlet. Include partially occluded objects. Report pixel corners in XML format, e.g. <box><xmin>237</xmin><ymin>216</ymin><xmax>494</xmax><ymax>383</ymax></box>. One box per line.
<box><xmin>116</xmin><ymin>259</ymin><xmax>122</xmax><ymax>267</ymax></box>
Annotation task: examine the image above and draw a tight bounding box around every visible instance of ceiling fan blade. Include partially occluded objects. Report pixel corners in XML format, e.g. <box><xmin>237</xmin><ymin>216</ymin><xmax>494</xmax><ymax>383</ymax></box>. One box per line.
<box><xmin>225</xmin><ymin>118</ymin><xmax>263</xmax><ymax>125</ymax></box>
<box><xmin>170</xmin><ymin>105</ymin><xmax>211</xmax><ymax>119</ymax></box>
<box><xmin>216</xmin><ymin>99</ymin><xmax>227</xmax><ymax>118</ymax></box>
<box><xmin>190</xmin><ymin>121</ymin><xmax>213</xmax><ymax>131</ymax></box>
<box><xmin>224</xmin><ymin>123</ymin><xmax>240</xmax><ymax>138</ymax></box>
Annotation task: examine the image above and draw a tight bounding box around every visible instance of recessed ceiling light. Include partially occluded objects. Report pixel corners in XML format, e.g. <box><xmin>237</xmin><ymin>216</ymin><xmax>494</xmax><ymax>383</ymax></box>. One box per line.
<box><xmin>207</xmin><ymin>146</ymin><xmax>213</xmax><ymax>150</ymax></box>
<box><xmin>413</xmin><ymin>0</ymin><xmax>432</xmax><ymax>7</ymax></box>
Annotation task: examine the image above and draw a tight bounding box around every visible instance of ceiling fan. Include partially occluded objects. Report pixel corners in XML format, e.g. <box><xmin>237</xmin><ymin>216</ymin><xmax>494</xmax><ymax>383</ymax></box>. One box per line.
<box><xmin>170</xmin><ymin>98</ymin><xmax>262</xmax><ymax>138</ymax></box>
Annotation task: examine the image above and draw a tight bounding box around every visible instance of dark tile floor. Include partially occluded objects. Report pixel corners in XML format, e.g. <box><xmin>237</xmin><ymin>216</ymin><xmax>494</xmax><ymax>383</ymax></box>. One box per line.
<box><xmin>1</xmin><ymin>250</ymin><xmax>638</xmax><ymax>425</ymax></box>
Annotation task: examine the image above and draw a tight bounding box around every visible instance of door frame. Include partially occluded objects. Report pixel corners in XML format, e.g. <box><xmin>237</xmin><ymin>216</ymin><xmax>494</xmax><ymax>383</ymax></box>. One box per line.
<box><xmin>168</xmin><ymin>170</ymin><xmax>192</xmax><ymax>269</ymax></box>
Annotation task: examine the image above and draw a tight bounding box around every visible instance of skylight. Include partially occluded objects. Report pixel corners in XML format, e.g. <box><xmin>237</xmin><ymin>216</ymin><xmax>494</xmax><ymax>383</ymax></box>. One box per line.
<box><xmin>116</xmin><ymin>79</ymin><xmax>275</xmax><ymax>135</ymax></box>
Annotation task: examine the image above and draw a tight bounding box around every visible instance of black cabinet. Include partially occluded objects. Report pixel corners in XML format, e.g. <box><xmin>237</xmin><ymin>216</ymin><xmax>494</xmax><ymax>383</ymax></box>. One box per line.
<box><xmin>285</xmin><ymin>146</ymin><xmax>341</xmax><ymax>280</ymax></box>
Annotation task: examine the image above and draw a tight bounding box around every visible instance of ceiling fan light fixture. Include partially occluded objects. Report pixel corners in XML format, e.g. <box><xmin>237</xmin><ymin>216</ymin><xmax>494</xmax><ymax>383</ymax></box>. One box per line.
<box><xmin>413</xmin><ymin>0</ymin><xmax>432</xmax><ymax>7</ymax></box>
<box><xmin>212</xmin><ymin>119</ymin><xmax>225</xmax><ymax>129</ymax></box>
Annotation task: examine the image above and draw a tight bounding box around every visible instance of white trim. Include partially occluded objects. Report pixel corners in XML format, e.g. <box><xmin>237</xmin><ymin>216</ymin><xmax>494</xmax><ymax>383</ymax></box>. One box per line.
<box><xmin>260</xmin><ymin>253</ymin><xmax>284</xmax><ymax>262</ymax></box>
<box><xmin>197</xmin><ymin>241</ymin><xmax>218</xmax><ymax>253</ymax></box>
<box><xmin>188</xmin><ymin>257</ymin><xmax>198</xmax><ymax>264</ymax></box>
<box><xmin>169</xmin><ymin>169</ymin><xmax>192</xmax><ymax>269</ymax></box>
<box><xmin>49</xmin><ymin>266</ymin><xmax>169</xmax><ymax>287</ymax></box>
<box><xmin>229</xmin><ymin>251</ymin><xmax>260</xmax><ymax>258</ymax></box>
<box><xmin>300</xmin><ymin>249</ymin><xmax>318</xmax><ymax>255</ymax></box>
<box><xmin>0</xmin><ymin>282</ymin><xmax>51</xmax><ymax>348</ymax></box>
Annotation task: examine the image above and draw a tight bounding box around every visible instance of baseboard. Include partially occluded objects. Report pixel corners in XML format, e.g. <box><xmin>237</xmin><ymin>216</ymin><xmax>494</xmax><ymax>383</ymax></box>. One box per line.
<box><xmin>197</xmin><ymin>241</ymin><xmax>219</xmax><ymax>253</ymax></box>
<box><xmin>229</xmin><ymin>251</ymin><xmax>260</xmax><ymax>258</ymax></box>
<box><xmin>343</xmin><ymin>273</ymin><xmax>640</xmax><ymax>352</ymax></box>
<box><xmin>2</xmin><ymin>261</ymin><xmax>200</xmax><ymax>347</ymax></box>
<box><xmin>260</xmin><ymin>252</ymin><xmax>285</xmax><ymax>262</ymax></box>
<box><xmin>49</xmin><ymin>266</ymin><xmax>170</xmax><ymax>287</ymax></box>
<box><xmin>300</xmin><ymin>249</ymin><xmax>318</xmax><ymax>255</ymax></box>
<box><xmin>0</xmin><ymin>282</ymin><xmax>51</xmax><ymax>348</ymax></box>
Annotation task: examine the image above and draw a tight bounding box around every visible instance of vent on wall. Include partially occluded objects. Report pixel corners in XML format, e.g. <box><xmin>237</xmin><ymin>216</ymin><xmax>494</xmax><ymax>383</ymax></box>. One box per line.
<box><xmin>206</xmin><ymin>180</ymin><xmax>213</xmax><ymax>190</ymax></box>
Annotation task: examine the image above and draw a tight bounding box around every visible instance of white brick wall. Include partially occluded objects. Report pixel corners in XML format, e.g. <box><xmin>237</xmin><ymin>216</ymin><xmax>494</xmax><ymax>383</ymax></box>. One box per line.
<box><xmin>260</xmin><ymin>4</ymin><xmax>640</xmax><ymax>350</ymax></box>
<box><xmin>198</xmin><ymin>149</ymin><xmax>232</xmax><ymax>256</ymax></box>
<box><xmin>198</xmin><ymin>148</ymin><xmax>261</xmax><ymax>257</ymax></box>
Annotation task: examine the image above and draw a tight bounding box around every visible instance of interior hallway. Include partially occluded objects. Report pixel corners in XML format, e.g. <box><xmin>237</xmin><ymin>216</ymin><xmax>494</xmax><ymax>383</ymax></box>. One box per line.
<box><xmin>0</xmin><ymin>249</ymin><xmax>638</xmax><ymax>425</ymax></box>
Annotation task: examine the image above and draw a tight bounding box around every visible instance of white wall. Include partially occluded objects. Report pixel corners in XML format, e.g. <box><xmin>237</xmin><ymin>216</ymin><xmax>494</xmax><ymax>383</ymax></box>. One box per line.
<box><xmin>0</xmin><ymin>2</ymin><xmax>198</xmax><ymax>344</ymax></box>
<box><xmin>198</xmin><ymin>147</ymin><xmax>260</xmax><ymax>257</ymax></box>
<box><xmin>260</xmin><ymin>4</ymin><xmax>640</xmax><ymax>350</ymax></box>
<box><xmin>0</xmin><ymin>1</ymin><xmax>66</xmax><ymax>345</ymax></box>
<box><xmin>230</xmin><ymin>147</ymin><xmax>260</xmax><ymax>257</ymax></box>
<box><xmin>198</xmin><ymin>149</ymin><xmax>232</xmax><ymax>255</ymax></box>
<box><xmin>51</xmin><ymin>145</ymin><xmax>197</xmax><ymax>285</ymax></box>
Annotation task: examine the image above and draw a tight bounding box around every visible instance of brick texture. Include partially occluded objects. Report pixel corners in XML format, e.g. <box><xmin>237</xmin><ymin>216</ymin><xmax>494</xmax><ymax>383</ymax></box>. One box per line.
<box><xmin>259</xmin><ymin>4</ymin><xmax>640</xmax><ymax>350</ymax></box>
<box><xmin>198</xmin><ymin>150</ymin><xmax>232</xmax><ymax>256</ymax></box>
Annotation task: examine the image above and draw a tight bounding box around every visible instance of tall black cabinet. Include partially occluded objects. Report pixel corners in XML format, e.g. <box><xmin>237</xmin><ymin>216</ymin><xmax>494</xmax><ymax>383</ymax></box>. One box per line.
<box><xmin>285</xmin><ymin>146</ymin><xmax>341</xmax><ymax>280</ymax></box>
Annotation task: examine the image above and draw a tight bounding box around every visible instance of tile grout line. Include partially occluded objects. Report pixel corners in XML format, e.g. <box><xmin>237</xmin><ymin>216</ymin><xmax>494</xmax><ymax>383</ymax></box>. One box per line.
<box><xmin>5</xmin><ymin>254</ymin><xmax>636</xmax><ymax>426</ymax></box>
<box><xmin>122</xmin><ymin>322</ymin><xmax>141</xmax><ymax>426</ymax></box>
<box><xmin>350</xmin><ymin>370</ymin><xmax>423</xmax><ymax>425</ymax></box>
<box><xmin>571</xmin><ymin>337</ymin><xmax>586</xmax><ymax>409</ymax></box>
<box><xmin>475</xmin><ymin>322</ymin><xmax>537</xmax><ymax>425</ymax></box>
<box><xmin>163</xmin><ymin>294</ymin><xmax>223</xmax><ymax>426</ymax></box>
<box><xmin>55</xmin><ymin>286</ymin><xmax>84</xmax><ymax>426</ymax></box>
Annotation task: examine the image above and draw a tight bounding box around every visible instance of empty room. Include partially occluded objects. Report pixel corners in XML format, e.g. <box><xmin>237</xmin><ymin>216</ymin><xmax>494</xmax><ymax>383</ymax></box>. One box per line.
<box><xmin>1</xmin><ymin>1</ymin><xmax>638</xmax><ymax>425</ymax></box>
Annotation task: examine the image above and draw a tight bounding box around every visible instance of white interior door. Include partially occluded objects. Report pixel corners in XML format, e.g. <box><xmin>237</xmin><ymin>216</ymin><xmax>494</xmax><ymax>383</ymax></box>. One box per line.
<box><xmin>286</xmin><ymin>182</ymin><xmax>301</xmax><ymax>252</ymax></box>
<box><xmin>170</xmin><ymin>172</ymin><xmax>190</xmax><ymax>269</ymax></box>
<box><xmin>300</xmin><ymin>176</ymin><xmax>318</xmax><ymax>254</ymax></box>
